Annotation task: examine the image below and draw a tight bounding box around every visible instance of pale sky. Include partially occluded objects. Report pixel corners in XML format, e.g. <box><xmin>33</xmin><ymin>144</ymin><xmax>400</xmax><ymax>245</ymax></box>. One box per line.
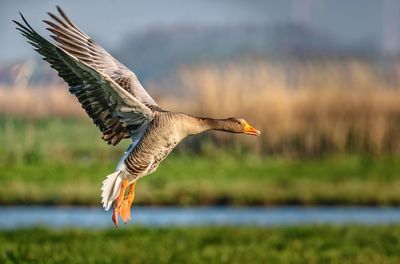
<box><xmin>0</xmin><ymin>0</ymin><xmax>395</xmax><ymax>63</ymax></box>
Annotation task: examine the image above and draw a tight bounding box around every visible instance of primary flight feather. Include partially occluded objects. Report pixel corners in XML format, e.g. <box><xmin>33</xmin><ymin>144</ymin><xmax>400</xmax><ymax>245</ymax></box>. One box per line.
<box><xmin>14</xmin><ymin>6</ymin><xmax>260</xmax><ymax>226</ymax></box>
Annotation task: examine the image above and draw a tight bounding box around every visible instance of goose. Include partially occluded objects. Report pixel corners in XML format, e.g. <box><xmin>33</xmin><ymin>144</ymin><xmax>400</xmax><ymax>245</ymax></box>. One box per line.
<box><xmin>13</xmin><ymin>6</ymin><xmax>260</xmax><ymax>227</ymax></box>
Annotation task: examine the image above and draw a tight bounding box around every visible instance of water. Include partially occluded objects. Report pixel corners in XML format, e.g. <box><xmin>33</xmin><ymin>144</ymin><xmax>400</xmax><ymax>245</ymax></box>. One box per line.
<box><xmin>1</xmin><ymin>206</ymin><xmax>400</xmax><ymax>229</ymax></box>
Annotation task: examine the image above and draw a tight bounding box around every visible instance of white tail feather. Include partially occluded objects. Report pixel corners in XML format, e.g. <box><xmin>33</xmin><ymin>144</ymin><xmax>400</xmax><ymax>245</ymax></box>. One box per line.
<box><xmin>101</xmin><ymin>171</ymin><xmax>123</xmax><ymax>211</ymax></box>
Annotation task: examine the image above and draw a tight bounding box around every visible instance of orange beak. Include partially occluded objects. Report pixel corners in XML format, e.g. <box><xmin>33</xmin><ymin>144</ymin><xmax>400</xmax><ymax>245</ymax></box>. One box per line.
<box><xmin>243</xmin><ymin>122</ymin><xmax>261</xmax><ymax>136</ymax></box>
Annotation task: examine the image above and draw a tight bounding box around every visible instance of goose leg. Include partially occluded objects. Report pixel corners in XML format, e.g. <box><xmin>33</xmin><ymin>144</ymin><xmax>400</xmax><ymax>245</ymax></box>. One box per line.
<box><xmin>112</xmin><ymin>179</ymin><xmax>128</xmax><ymax>227</ymax></box>
<box><xmin>120</xmin><ymin>182</ymin><xmax>136</xmax><ymax>224</ymax></box>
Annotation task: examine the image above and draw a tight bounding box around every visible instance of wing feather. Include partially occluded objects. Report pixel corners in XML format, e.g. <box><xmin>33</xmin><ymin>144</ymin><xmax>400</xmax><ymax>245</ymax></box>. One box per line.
<box><xmin>43</xmin><ymin>6</ymin><xmax>159</xmax><ymax>107</ymax></box>
<box><xmin>14</xmin><ymin>13</ymin><xmax>153</xmax><ymax>146</ymax></box>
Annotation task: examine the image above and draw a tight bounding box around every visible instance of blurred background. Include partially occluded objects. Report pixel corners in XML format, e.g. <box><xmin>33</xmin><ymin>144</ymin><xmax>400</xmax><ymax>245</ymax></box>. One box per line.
<box><xmin>1</xmin><ymin>0</ymin><xmax>400</xmax><ymax>263</ymax></box>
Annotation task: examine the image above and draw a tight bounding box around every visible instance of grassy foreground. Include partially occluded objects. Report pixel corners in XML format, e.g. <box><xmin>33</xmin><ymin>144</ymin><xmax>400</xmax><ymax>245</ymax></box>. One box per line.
<box><xmin>1</xmin><ymin>118</ymin><xmax>400</xmax><ymax>206</ymax></box>
<box><xmin>1</xmin><ymin>226</ymin><xmax>400</xmax><ymax>263</ymax></box>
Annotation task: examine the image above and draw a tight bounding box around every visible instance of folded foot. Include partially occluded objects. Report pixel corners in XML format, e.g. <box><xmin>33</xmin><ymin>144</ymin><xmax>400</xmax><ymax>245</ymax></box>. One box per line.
<box><xmin>119</xmin><ymin>182</ymin><xmax>136</xmax><ymax>223</ymax></box>
<box><xmin>112</xmin><ymin>181</ymin><xmax>136</xmax><ymax>227</ymax></box>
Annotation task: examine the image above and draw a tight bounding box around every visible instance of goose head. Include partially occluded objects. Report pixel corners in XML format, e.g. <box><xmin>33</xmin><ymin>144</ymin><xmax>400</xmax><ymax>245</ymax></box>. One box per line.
<box><xmin>225</xmin><ymin>117</ymin><xmax>260</xmax><ymax>136</ymax></box>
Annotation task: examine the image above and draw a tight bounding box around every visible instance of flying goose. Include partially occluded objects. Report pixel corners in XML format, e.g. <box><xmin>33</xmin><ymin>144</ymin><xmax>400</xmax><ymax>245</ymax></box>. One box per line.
<box><xmin>14</xmin><ymin>6</ymin><xmax>260</xmax><ymax>226</ymax></box>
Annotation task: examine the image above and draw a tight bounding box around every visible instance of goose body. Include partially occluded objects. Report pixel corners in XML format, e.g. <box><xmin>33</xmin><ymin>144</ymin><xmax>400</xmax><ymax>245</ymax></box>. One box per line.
<box><xmin>14</xmin><ymin>7</ymin><xmax>260</xmax><ymax>226</ymax></box>
<box><xmin>123</xmin><ymin>111</ymin><xmax>184</xmax><ymax>179</ymax></box>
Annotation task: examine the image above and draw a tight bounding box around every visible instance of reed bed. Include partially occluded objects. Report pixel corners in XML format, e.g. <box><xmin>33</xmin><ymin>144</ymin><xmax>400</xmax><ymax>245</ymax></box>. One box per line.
<box><xmin>2</xmin><ymin>61</ymin><xmax>400</xmax><ymax>155</ymax></box>
<box><xmin>174</xmin><ymin>61</ymin><xmax>400</xmax><ymax>156</ymax></box>
<box><xmin>0</xmin><ymin>85</ymin><xmax>85</xmax><ymax>118</ymax></box>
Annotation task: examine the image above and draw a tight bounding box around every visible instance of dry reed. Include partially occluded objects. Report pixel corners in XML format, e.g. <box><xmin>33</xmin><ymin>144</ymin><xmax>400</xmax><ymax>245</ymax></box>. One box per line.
<box><xmin>172</xmin><ymin>61</ymin><xmax>400</xmax><ymax>155</ymax></box>
<box><xmin>2</xmin><ymin>61</ymin><xmax>400</xmax><ymax>155</ymax></box>
<box><xmin>0</xmin><ymin>85</ymin><xmax>85</xmax><ymax>119</ymax></box>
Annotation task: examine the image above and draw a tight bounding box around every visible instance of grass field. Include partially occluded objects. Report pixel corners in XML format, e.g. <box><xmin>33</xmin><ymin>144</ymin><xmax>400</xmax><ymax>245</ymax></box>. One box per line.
<box><xmin>1</xmin><ymin>118</ymin><xmax>400</xmax><ymax>206</ymax></box>
<box><xmin>1</xmin><ymin>225</ymin><xmax>400</xmax><ymax>263</ymax></box>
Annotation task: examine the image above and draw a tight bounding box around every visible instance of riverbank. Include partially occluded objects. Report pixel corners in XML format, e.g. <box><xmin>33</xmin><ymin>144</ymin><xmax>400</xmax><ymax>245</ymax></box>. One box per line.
<box><xmin>1</xmin><ymin>154</ymin><xmax>400</xmax><ymax>206</ymax></box>
<box><xmin>1</xmin><ymin>118</ymin><xmax>400</xmax><ymax>206</ymax></box>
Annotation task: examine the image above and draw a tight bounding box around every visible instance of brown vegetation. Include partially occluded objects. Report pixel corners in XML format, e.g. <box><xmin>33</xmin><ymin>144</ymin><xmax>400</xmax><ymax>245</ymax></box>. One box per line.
<box><xmin>2</xmin><ymin>61</ymin><xmax>400</xmax><ymax>155</ymax></box>
<box><xmin>0</xmin><ymin>85</ymin><xmax>85</xmax><ymax>118</ymax></box>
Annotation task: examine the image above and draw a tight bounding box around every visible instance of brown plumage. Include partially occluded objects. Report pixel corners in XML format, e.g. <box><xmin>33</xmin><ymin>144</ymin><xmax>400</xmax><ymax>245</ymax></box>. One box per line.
<box><xmin>14</xmin><ymin>6</ymin><xmax>260</xmax><ymax>227</ymax></box>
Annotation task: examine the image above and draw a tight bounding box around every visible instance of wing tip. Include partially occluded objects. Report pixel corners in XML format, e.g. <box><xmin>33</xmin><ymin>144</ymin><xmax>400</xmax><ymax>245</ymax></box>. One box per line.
<box><xmin>13</xmin><ymin>11</ymin><xmax>35</xmax><ymax>33</ymax></box>
<box><xmin>56</xmin><ymin>5</ymin><xmax>63</xmax><ymax>13</ymax></box>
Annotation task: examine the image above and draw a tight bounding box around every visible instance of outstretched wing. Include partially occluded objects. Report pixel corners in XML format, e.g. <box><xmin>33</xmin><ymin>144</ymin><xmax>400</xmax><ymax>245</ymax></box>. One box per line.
<box><xmin>43</xmin><ymin>6</ymin><xmax>159</xmax><ymax>107</ymax></box>
<box><xmin>14</xmin><ymin>13</ymin><xmax>154</xmax><ymax>146</ymax></box>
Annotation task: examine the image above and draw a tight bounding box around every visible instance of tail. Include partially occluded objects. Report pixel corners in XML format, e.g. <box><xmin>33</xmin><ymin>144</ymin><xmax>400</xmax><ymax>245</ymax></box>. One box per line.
<box><xmin>101</xmin><ymin>171</ymin><xmax>123</xmax><ymax>211</ymax></box>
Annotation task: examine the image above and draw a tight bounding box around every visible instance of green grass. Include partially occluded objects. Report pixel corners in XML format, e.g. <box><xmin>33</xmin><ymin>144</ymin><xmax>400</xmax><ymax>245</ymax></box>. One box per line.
<box><xmin>1</xmin><ymin>117</ymin><xmax>400</xmax><ymax>206</ymax></box>
<box><xmin>1</xmin><ymin>226</ymin><xmax>400</xmax><ymax>263</ymax></box>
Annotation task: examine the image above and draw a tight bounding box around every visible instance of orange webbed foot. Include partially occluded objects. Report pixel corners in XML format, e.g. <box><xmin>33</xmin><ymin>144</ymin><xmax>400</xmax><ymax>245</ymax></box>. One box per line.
<box><xmin>112</xmin><ymin>181</ymin><xmax>136</xmax><ymax>227</ymax></box>
<box><xmin>121</xmin><ymin>183</ymin><xmax>136</xmax><ymax>224</ymax></box>
<box><xmin>120</xmin><ymin>200</ymin><xmax>131</xmax><ymax>224</ymax></box>
<box><xmin>112</xmin><ymin>207</ymin><xmax>120</xmax><ymax>227</ymax></box>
